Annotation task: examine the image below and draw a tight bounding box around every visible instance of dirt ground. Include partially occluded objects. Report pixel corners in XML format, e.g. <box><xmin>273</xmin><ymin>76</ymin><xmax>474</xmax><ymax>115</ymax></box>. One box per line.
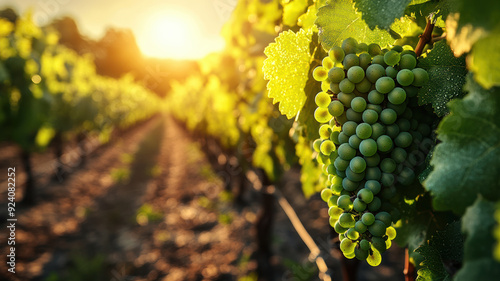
<box><xmin>0</xmin><ymin>115</ymin><xmax>405</xmax><ymax>281</ymax></box>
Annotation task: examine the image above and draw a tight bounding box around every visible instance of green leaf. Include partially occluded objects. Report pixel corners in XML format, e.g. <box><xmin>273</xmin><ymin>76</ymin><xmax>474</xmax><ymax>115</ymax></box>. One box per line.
<box><xmin>263</xmin><ymin>29</ymin><xmax>313</xmax><ymax>119</ymax></box>
<box><xmin>315</xmin><ymin>0</ymin><xmax>413</xmax><ymax>51</ymax></box>
<box><xmin>296</xmin><ymin>135</ymin><xmax>323</xmax><ymax>198</ymax></box>
<box><xmin>282</xmin><ymin>0</ymin><xmax>309</xmax><ymax>27</ymax></box>
<box><xmin>446</xmin><ymin>0</ymin><xmax>500</xmax><ymax>56</ymax></box>
<box><xmin>469</xmin><ymin>27</ymin><xmax>500</xmax><ymax>89</ymax></box>
<box><xmin>424</xmin><ymin>76</ymin><xmax>500</xmax><ymax>215</ymax></box>
<box><xmin>418</xmin><ymin>41</ymin><xmax>467</xmax><ymax>116</ymax></box>
<box><xmin>415</xmin><ymin>221</ymin><xmax>463</xmax><ymax>281</ymax></box>
<box><xmin>454</xmin><ymin>198</ymin><xmax>500</xmax><ymax>281</ymax></box>
<box><xmin>355</xmin><ymin>0</ymin><xmax>412</xmax><ymax>30</ymax></box>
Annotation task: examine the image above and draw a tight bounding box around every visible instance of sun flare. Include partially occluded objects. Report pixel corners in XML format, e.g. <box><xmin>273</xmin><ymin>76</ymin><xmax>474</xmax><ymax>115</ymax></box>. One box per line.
<box><xmin>137</xmin><ymin>10</ymin><xmax>200</xmax><ymax>59</ymax></box>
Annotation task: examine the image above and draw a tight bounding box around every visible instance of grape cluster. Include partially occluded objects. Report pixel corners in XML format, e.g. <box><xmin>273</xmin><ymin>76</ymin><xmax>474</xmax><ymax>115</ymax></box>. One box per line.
<box><xmin>313</xmin><ymin>38</ymin><xmax>432</xmax><ymax>266</ymax></box>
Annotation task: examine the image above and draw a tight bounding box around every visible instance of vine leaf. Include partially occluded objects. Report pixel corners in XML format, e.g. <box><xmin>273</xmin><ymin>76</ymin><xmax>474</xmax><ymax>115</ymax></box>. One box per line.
<box><xmin>415</xmin><ymin>221</ymin><xmax>463</xmax><ymax>281</ymax></box>
<box><xmin>446</xmin><ymin>0</ymin><xmax>500</xmax><ymax>56</ymax></box>
<box><xmin>469</xmin><ymin>27</ymin><xmax>500</xmax><ymax>89</ymax></box>
<box><xmin>424</xmin><ymin>76</ymin><xmax>500</xmax><ymax>215</ymax></box>
<box><xmin>417</xmin><ymin>41</ymin><xmax>467</xmax><ymax>116</ymax></box>
<box><xmin>263</xmin><ymin>29</ymin><xmax>312</xmax><ymax>119</ymax></box>
<box><xmin>454</xmin><ymin>198</ymin><xmax>500</xmax><ymax>281</ymax></box>
<box><xmin>355</xmin><ymin>0</ymin><xmax>412</xmax><ymax>30</ymax></box>
<box><xmin>314</xmin><ymin>0</ymin><xmax>413</xmax><ymax>51</ymax></box>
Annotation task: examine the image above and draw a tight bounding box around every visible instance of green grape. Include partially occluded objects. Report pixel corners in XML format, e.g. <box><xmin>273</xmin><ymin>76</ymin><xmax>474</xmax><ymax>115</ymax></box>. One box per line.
<box><xmin>344</xmin><ymin>251</ymin><xmax>356</xmax><ymax>259</ymax></box>
<box><xmin>331</xmin><ymin>176</ymin><xmax>343</xmax><ymax>193</ymax></box>
<box><xmin>401</xmin><ymin>49</ymin><xmax>417</xmax><ymax>58</ymax></box>
<box><xmin>328</xmin><ymin>67</ymin><xmax>345</xmax><ymax>83</ymax></box>
<box><xmin>377</xmin><ymin>135</ymin><xmax>393</xmax><ymax>152</ymax></box>
<box><xmin>396</xmin><ymin>69</ymin><xmax>414</xmax><ymax>86</ymax></box>
<box><xmin>355</xmin><ymin>78</ymin><xmax>372</xmax><ymax>93</ymax></box>
<box><xmin>411</xmin><ymin>131</ymin><xmax>423</xmax><ymax>142</ymax></box>
<box><xmin>354</xmin><ymin>220</ymin><xmax>367</xmax><ymax>233</ymax></box>
<box><xmin>386</xmin><ymin>226</ymin><xmax>397</xmax><ymax>240</ymax></box>
<box><xmin>360</xmin><ymin>239</ymin><xmax>371</xmax><ymax>251</ymax></box>
<box><xmin>346</xmin><ymin>228</ymin><xmax>360</xmax><ymax>240</ymax></box>
<box><xmin>357</xmin><ymin>188</ymin><xmax>374</xmax><ymax>204</ymax></box>
<box><xmin>330</xmin><ymin>82</ymin><xmax>341</xmax><ymax>93</ymax></box>
<box><xmin>365</xmin><ymin>180</ymin><xmax>381</xmax><ymax>194</ymax></box>
<box><xmin>403</xmin><ymin>85</ymin><xmax>418</xmax><ymax>98</ymax></box>
<box><xmin>368</xmin><ymin>220</ymin><xmax>387</xmax><ymax>236</ymax></box>
<box><xmin>362</xmin><ymin>109</ymin><xmax>378</xmax><ymax>124</ymax></box>
<box><xmin>397</xmin><ymin>118</ymin><xmax>411</xmax><ymax>132</ymax></box>
<box><xmin>384</xmin><ymin>50</ymin><xmax>401</xmax><ymax>66</ymax></box>
<box><xmin>371</xmin><ymin>55</ymin><xmax>387</xmax><ymax>67</ymax></box>
<box><xmin>368</xmin><ymin>43</ymin><xmax>382</xmax><ymax>56</ymax></box>
<box><xmin>313</xmin><ymin>66</ymin><xmax>328</xmax><ymax>81</ymax></box>
<box><xmin>388</xmin><ymin>87</ymin><xmax>407</xmax><ymax>105</ymax></box>
<box><xmin>367</xmin><ymin>249</ymin><xmax>382</xmax><ymax>266</ymax></box>
<box><xmin>337</xmin><ymin>169</ymin><xmax>346</xmax><ymax>178</ymax></box>
<box><xmin>357</xmin><ymin>42</ymin><xmax>368</xmax><ymax>53</ymax></box>
<box><xmin>365</xmin><ymin>64</ymin><xmax>385</xmax><ymax>83</ymax></box>
<box><xmin>329</xmin><ymin>46</ymin><xmax>345</xmax><ymax>62</ymax></box>
<box><xmin>321</xmin><ymin>80</ymin><xmax>331</xmax><ymax>92</ymax></box>
<box><xmin>361</xmin><ymin>212</ymin><xmax>375</xmax><ymax>226</ymax></box>
<box><xmin>321</xmin><ymin>188</ymin><xmax>333</xmax><ymax>202</ymax></box>
<box><xmin>359</xmin><ymin>139</ymin><xmax>377</xmax><ymax>157</ymax></box>
<box><xmin>346</xmin><ymin>108</ymin><xmax>363</xmax><ymax>122</ymax></box>
<box><xmin>342</xmin><ymin>121</ymin><xmax>357</xmax><ymax>136</ymax></box>
<box><xmin>343</xmin><ymin>54</ymin><xmax>360</xmax><ymax>70</ymax></box>
<box><xmin>334</xmin><ymin>220</ymin><xmax>348</xmax><ymax>234</ymax></box>
<box><xmin>328</xmin><ymin>100</ymin><xmax>344</xmax><ymax>117</ymax></box>
<box><xmin>338</xmin><ymin>132</ymin><xmax>349</xmax><ymax>144</ymax></box>
<box><xmin>385</xmin><ymin>66</ymin><xmax>398</xmax><ymax>79</ymax></box>
<box><xmin>339</xmin><ymin>78</ymin><xmax>355</xmax><ymax>93</ymax></box>
<box><xmin>315</xmin><ymin>91</ymin><xmax>331</xmax><ymax>108</ymax></box>
<box><xmin>411</xmin><ymin>119</ymin><xmax>419</xmax><ymax>130</ymax></box>
<box><xmin>359</xmin><ymin>53</ymin><xmax>371</xmax><ymax>69</ymax></box>
<box><xmin>394</xmin><ymin>132</ymin><xmax>413</xmax><ymax>148</ymax></box>
<box><xmin>319</xmin><ymin>124</ymin><xmax>332</xmax><ymax>139</ymax></box>
<box><xmin>347</xmin><ymin>66</ymin><xmax>365</xmax><ymax>83</ymax></box>
<box><xmin>371</xmin><ymin>236</ymin><xmax>387</xmax><ymax>253</ymax></box>
<box><xmin>327</xmin><ymin>163</ymin><xmax>336</xmax><ymax>175</ymax></box>
<box><xmin>328</xmin><ymin>194</ymin><xmax>340</xmax><ymax>207</ymax></box>
<box><xmin>391</xmin><ymin>45</ymin><xmax>403</xmax><ymax>52</ymax></box>
<box><xmin>371</xmin><ymin>123</ymin><xmax>386</xmax><ymax>140</ymax></box>
<box><xmin>367</xmin><ymin>90</ymin><xmax>384</xmax><ymax>105</ymax></box>
<box><xmin>356</xmin><ymin>123</ymin><xmax>372</xmax><ymax>139</ymax></box>
<box><xmin>317</xmin><ymin>152</ymin><xmax>330</xmax><ymax>165</ymax></box>
<box><xmin>329</xmin><ymin>216</ymin><xmax>338</xmax><ymax>227</ymax></box>
<box><xmin>380</xmin><ymin>108</ymin><xmax>397</xmax><ymax>125</ymax></box>
<box><xmin>342</xmin><ymin>37</ymin><xmax>358</xmax><ymax>54</ymax></box>
<box><xmin>339</xmin><ymin>212</ymin><xmax>356</xmax><ymax>228</ymax></box>
<box><xmin>375</xmin><ymin>211</ymin><xmax>392</xmax><ymax>227</ymax></box>
<box><xmin>350</xmin><ymin>156</ymin><xmax>366</xmax><ymax>173</ymax></box>
<box><xmin>387</xmin><ymin>101</ymin><xmax>407</xmax><ymax>116</ymax></box>
<box><xmin>351</xmin><ymin>97</ymin><xmax>367</xmax><ymax>113</ymax></box>
<box><xmin>375</xmin><ymin>77</ymin><xmax>395</xmax><ymax>94</ymax></box>
<box><xmin>338</xmin><ymin>92</ymin><xmax>355</xmax><ymax>107</ymax></box>
<box><xmin>412</xmin><ymin>68</ymin><xmax>429</xmax><ymax>87</ymax></box>
<box><xmin>329</xmin><ymin>206</ymin><xmax>343</xmax><ymax>219</ymax></box>
<box><xmin>417</xmin><ymin>123</ymin><xmax>431</xmax><ymax>136</ymax></box>
<box><xmin>365</xmin><ymin>166</ymin><xmax>382</xmax><ymax>181</ymax></box>
<box><xmin>398</xmin><ymin>167</ymin><xmax>415</xmax><ymax>186</ymax></box>
<box><xmin>386</xmin><ymin>124</ymin><xmax>400</xmax><ymax>139</ymax></box>
<box><xmin>346</xmin><ymin>167</ymin><xmax>365</xmax><ymax>182</ymax></box>
<box><xmin>320</xmin><ymin>140</ymin><xmax>335</xmax><ymax>155</ymax></box>
<box><xmin>331</xmin><ymin>130</ymin><xmax>341</xmax><ymax>144</ymax></box>
<box><xmin>367</xmin><ymin>104</ymin><xmax>382</xmax><ymax>114</ymax></box>
<box><xmin>313</xmin><ymin>139</ymin><xmax>322</xmax><ymax>152</ymax></box>
<box><xmin>314</xmin><ymin>107</ymin><xmax>333</xmax><ymax>123</ymax></box>
<box><xmin>340</xmin><ymin>238</ymin><xmax>356</xmax><ymax>254</ymax></box>
<box><xmin>322</xmin><ymin>56</ymin><xmax>335</xmax><ymax>70</ymax></box>
<box><xmin>342</xmin><ymin>177</ymin><xmax>359</xmax><ymax>192</ymax></box>
<box><xmin>365</xmin><ymin>154</ymin><xmax>380</xmax><ymax>167</ymax></box>
<box><xmin>367</xmin><ymin>197</ymin><xmax>382</xmax><ymax>212</ymax></box>
<box><xmin>348</xmin><ymin>135</ymin><xmax>362</xmax><ymax>149</ymax></box>
<box><xmin>381</xmin><ymin>173</ymin><xmax>395</xmax><ymax>187</ymax></box>
<box><xmin>334</xmin><ymin>157</ymin><xmax>349</xmax><ymax>171</ymax></box>
<box><xmin>337</xmin><ymin>195</ymin><xmax>353</xmax><ymax>211</ymax></box>
<box><xmin>380</xmin><ymin>158</ymin><xmax>396</xmax><ymax>173</ymax></box>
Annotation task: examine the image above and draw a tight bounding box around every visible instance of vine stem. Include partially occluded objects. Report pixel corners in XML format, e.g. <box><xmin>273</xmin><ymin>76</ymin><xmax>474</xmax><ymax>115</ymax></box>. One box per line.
<box><xmin>415</xmin><ymin>14</ymin><xmax>436</xmax><ymax>57</ymax></box>
<box><xmin>404</xmin><ymin>248</ymin><xmax>416</xmax><ymax>281</ymax></box>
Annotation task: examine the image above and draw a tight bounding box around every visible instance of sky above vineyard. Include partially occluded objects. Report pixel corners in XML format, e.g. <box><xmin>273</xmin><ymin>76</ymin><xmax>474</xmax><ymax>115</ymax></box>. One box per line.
<box><xmin>3</xmin><ymin>0</ymin><xmax>237</xmax><ymax>59</ymax></box>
